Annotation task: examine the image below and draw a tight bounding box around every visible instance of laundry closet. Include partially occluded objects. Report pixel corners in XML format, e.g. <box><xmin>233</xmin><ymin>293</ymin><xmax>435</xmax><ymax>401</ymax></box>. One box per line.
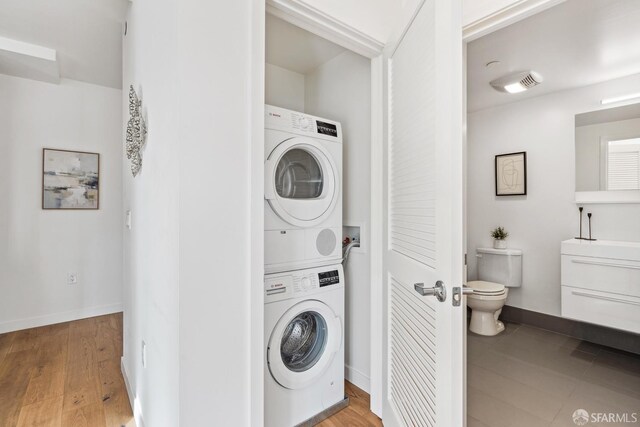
<box><xmin>263</xmin><ymin>12</ymin><xmax>373</xmax><ymax>426</ymax></box>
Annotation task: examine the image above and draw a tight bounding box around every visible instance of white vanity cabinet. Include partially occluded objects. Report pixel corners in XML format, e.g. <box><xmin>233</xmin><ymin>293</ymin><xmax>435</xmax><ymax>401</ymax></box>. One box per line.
<box><xmin>561</xmin><ymin>239</ymin><xmax>640</xmax><ymax>334</ymax></box>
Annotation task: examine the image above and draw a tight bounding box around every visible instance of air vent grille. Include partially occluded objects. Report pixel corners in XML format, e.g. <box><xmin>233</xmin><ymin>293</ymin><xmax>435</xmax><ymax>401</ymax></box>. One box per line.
<box><xmin>490</xmin><ymin>70</ymin><xmax>543</xmax><ymax>93</ymax></box>
<box><xmin>520</xmin><ymin>73</ymin><xmax>541</xmax><ymax>88</ymax></box>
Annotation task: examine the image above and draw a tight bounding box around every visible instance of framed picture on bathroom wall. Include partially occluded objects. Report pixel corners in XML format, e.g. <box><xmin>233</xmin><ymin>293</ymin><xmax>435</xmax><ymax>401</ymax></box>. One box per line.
<box><xmin>42</xmin><ymin>148</ymin><xmax>100</xmax><ymax>209</ymax></box>
<box><xmin>495</xmin><ymin>151</ymin><xmax>527</xmax><ymax>196</ymax></box>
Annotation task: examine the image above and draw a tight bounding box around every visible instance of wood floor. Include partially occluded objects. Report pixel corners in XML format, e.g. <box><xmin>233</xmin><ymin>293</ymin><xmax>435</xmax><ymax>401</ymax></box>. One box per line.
<box><xmin>0</xmin><ymin>313</ymin><xmax>134</xmax><ymax>427</ymax></box>
<box><xmin>0</xmin><ymin>313</ymin><xmax>381</xmax><ymax>427</ymax></box>
<box><xmin>319</xmin><ymin>382</ymin><xmax>382</xmax><ymax>427</ymax></box>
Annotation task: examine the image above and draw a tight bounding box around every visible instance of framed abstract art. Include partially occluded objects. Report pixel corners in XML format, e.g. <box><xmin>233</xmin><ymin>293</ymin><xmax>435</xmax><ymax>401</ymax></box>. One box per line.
<box><xmin>495</xmin><ymin>151</ymin><xmax>527</xmax><ymax>196</ymax></box>
<box><xmin>42</xmin><ymin>148</ymin><xmax>100</xmax><ymax>209</ymax></box>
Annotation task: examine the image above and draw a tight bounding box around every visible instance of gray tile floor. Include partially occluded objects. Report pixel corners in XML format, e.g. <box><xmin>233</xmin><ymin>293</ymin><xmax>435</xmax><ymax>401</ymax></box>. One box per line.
<box><xmin>467</xmin><ymin>322</ymin><xmax>640</xmax><ymax>427</ymax></box>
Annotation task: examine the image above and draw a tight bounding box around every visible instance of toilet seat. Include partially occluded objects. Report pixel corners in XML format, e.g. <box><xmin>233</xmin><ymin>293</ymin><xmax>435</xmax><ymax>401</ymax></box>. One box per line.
<box><xmin>467</xmin><ymin>280</ymin><xmax>505</xmax><ymax>296</ymax></box>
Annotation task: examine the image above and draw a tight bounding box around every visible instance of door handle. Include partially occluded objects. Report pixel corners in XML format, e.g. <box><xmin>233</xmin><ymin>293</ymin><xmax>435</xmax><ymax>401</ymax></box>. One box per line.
<box><xmin>414</xmin><ymin>281</ymin><xmax>446</xmax><ymax>302</ymax></box>
<box><xmin>452</xmin><ymin>285</ymin><xmax>474</xmax><ymax>307</ymax></box>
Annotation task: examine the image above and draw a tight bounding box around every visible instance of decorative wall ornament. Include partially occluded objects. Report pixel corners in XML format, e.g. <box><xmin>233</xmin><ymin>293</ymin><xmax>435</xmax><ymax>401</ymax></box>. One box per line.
<box><xmin>126</xmin><ymin>85</ymin><xmax>147</xmax><ymax>177</ymax></box>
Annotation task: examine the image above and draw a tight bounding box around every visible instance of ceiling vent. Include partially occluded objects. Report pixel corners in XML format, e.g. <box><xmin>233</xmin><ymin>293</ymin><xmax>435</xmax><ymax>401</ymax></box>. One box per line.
<box><xmin>490</xmin><ymin>71</ymin><xmax>544</xmax><ymax>94</ymax></box>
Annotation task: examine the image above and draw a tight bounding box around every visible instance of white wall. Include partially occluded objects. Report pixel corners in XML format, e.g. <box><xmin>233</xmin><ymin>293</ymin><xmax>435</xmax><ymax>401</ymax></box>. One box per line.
<box><xmin>265</xmin><ymin>63</ymin><xmax>305</xmax><ymax>111</ymax></box>
<box><xmin>0</xmin><ymin>74</ymin><xmax>122</xmax><ymax>333</ymax></box>
<box><xmin>304</xmin><ymin>0</ymin><xmax>403</xmax><ymax>43</ymax></box>
<box><xmin>177</xmin><ymin>0</ymin><xmax>263</xmax><ymax>425</ymax></box>
<box><xmin>463</xmin><ymin>0</ymin><xmax>523</xmax><ymax>25</ymax></box>
<box><xmin>123</xmin><ymin>0</ymin><xmax>264</xmax><ymax>426</ymax></box>
<box><xmin>303</xmin><ymin>0</ymin><xmax>539</xmax><ymax>43</ymax></box>
<box><xmin>467</xmin><ymin>73</ymin><xmax>640</xmax><ymax>316</ymax></box>
<box><xmin>122</xmin><ymin>0</ymin><xmax>180</xmax><ymax>425</ymax></box>
<box><xmin>278</xmin><ymin>0</ymin><xmax>524</xmax><ymax>44</ymax></box>
<box><xmin>461</xmin><ymin>0</ymin><xmax>565</xmax><ymax>28</ymax></box>
<box><xmin>305</xmin><ymin>51</ymin><xmax>372</xmax><ymax>391</ymax></box>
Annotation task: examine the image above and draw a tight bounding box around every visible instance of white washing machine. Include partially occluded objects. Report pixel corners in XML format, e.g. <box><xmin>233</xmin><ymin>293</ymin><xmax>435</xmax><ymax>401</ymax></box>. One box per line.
<box><xmin>264</xmin><ymin>264</ymin><xmax>345</xmax><ymax>427</ymax></box>
<box><xmin>265</xmin><ymin>105</ymin><xmax>342</xmax><ymax>274</ymax></box>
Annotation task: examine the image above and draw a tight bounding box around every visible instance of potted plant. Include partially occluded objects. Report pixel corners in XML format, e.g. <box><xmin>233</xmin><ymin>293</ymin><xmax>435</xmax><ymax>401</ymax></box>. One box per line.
<box><xmin>491</xmin><ymin>226</ymin><xmax>509</xmax><ymax>249</ymax></box>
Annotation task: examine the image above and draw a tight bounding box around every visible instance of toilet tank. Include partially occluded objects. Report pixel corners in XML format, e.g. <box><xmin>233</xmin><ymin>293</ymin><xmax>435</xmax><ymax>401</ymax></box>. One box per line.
<box><xmin>476</xmin><ymin>248</ymin><xmax>522</xmax><ymax>288</ymax></box>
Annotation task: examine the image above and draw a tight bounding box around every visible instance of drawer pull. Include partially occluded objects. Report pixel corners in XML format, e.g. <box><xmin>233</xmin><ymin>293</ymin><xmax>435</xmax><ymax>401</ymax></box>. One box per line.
<box><xmin>571</xmin><ymin>259</ymin><xmax>640</xmax><ymax>271</ymax></box>
<box><xmin>571</xmin><ymin>290</ymin><xmax>640</xmax><ymax>307</ymax></box>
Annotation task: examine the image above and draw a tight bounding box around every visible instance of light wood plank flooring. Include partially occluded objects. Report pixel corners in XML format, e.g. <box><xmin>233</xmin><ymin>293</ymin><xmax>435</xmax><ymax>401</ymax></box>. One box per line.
<box><xmin>319</xmin><ymin>382</ymin><xmax>382</xmax><ymax>427</ymax></box>
<box><xmin>0</xmin><ymin>313</ymin><xmax>134</xmax><ymax>427</ymax></box>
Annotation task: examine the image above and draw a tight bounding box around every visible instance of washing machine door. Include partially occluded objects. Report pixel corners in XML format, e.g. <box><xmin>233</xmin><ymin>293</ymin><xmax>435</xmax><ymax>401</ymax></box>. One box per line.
<box><xmin>265</xmin><ymin>138</ymin><xmax>338</xmax><ymax>227</ymax></box>
<box><xmin>267</xmin><ymin>300</ymin><xmax>342</xmax><ymax>390</ymax></box>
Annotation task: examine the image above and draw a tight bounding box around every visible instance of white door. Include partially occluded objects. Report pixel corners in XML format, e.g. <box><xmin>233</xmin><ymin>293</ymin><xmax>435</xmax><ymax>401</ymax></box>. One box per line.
<box><xmin>381</xmin><ymin>0</ymin><xmax>465</xmax><ymax>426</ymax></box>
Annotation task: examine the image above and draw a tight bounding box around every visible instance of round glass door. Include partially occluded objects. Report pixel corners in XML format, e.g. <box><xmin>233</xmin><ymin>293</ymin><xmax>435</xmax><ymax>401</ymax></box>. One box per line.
<box><xmin>268</xmin><ymin>300</ymin><xmax>341</xmax><ymax>390</ymax></box>
<box><xmin>280</xmin><ymin>311</ymin><xmax>327</xmax><ymax>372</ymax></box>
<box><xmin>275</xmin><ymin>149</ymin><xmax>324</xmax><ymax>199</ymax></box>
<box><xmin>265</xmin><ymin>138</ymin><xmax>339</xmax><ymax>227</ymax></box>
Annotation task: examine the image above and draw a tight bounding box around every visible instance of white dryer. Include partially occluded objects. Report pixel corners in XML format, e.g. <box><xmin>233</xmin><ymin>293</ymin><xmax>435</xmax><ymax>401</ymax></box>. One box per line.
<box><xmin>265</xmin><ymin>105</ymin><xmax>342</xmax><ymax>274</ymax></box>
<box><xmin>264</xmin><ymin>264</ymin><xmax>345</xmax><ymax>427</ymax></box>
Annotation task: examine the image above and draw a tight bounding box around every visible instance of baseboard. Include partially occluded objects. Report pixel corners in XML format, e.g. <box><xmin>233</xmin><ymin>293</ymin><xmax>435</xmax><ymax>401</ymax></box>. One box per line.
<box><xmin>0</xmin><ymin>303</ymin><xmax>123</xmax><ymax>334</ymax></box>
<box><xmin>121</xmin><ymin>357</ymin><xmax>145</xmax><ymax>427</ymax></box>
<box><xmin>345</xmin><ymin>364</ymin><xmax>370</xmax><ymax>393</ymax></box>
<box><xmin>121</xmin><ymin>357</ymin><xmax>135</xmax><ymax>413</ymax></box>
<box><xmin>500</xmin><ymin>305</ymin><xmax>640</xmax><ymax>355</ymax></box>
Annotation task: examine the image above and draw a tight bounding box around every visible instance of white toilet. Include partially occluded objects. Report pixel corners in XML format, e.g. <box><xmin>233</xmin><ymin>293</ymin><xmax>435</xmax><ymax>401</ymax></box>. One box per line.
<box><xmin>467</xmin><ymin>248</ymin><xmax>522</xmax><ymax>336</ymax></box>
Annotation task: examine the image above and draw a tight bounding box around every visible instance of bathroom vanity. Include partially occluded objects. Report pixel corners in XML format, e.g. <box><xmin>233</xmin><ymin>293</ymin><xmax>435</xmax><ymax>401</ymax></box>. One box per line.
<box><xmin>561</xmin><ymin>238</ymin><xmax>640</xmax><ymax>333</ymax></box>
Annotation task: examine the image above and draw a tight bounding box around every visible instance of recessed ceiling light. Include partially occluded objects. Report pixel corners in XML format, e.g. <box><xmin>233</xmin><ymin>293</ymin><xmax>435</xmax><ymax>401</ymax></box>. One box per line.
<box><xmin>490</xmin><ymin>71</ymin><xmax>543</xmax><ymax>94</ymax></box>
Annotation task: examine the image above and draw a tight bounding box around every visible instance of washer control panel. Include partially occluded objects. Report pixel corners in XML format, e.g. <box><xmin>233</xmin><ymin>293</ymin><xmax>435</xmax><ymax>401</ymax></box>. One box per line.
<box><xmin>264</xmin><ymin>264</ymin><xmax>344</xmax><ymax>304</ymax></box>
<box><xmin>265</xmin><ymin>105</ymin><xmax>342</xmax><ymax>141</ymax></box>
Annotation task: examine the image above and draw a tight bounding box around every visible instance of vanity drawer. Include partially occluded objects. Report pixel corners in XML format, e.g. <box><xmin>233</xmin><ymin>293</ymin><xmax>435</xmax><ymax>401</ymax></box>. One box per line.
<box><xmin>561</xmin><ymin>286</ymin><xmax>640</xmax><ymax>334</ymax></box>
<box><xmin>561</xmin><ymin>255</ymin><xmax>640</xmax><ymax>298</ymax></box>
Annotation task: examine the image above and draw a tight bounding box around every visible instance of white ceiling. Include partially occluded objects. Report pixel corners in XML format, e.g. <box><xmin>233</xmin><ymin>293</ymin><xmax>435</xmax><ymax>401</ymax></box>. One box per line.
<box><xmin>266</xmin><ymin>14</ymin><xmax>346</xmax><ymax>75</ymax></box>
<box><xmin>467</xmin><ymin>0</ymin><xmax>640</xmax><ymax>112</ymax></box>
<box><xmin>0</xmin><ymin>0</ymin><xmax>128</xmax><ymax>89</ymax></box>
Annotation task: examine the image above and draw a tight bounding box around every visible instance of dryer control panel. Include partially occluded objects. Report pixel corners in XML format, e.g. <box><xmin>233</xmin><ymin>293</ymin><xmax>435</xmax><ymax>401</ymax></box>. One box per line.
<box><xmin>264</xmin><ymin>264</ymin><xmax>344</xmax><ymax>304</ymax></box>
<box><xmin>265</xmin><ymin>105</ymin><xmax>342</xmax><ymax>142</ymax></box>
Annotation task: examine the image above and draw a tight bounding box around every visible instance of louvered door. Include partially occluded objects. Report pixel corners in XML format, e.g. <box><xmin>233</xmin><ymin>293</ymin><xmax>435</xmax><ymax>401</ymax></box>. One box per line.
<box><xmin>381</xmin><ymin>0</ymin><xmax>464</xmax><ymax>426</ymax></box>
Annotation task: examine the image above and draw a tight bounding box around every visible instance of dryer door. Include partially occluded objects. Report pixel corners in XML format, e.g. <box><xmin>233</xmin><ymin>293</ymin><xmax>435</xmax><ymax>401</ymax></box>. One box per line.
<box><xmin>265</xmin><ymin>138</ymin><xmax>338</xmax><ymax>227</ymax></box>
<box><xmin>267</xmin><ymin>300</ymin><xmax>342</xmax><ymax>390</ymax></box>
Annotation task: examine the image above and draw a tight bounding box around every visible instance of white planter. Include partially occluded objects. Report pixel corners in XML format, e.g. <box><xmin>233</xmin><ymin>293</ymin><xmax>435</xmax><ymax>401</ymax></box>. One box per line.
<box><xmin>494</xmin><ymin>239</ymin><xmax>507</xmax><ymax>249</ymax></box>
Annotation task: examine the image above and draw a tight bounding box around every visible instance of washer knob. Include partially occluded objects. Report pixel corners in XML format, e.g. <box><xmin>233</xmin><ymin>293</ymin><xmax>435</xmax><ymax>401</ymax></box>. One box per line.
<box><xmin>301</xmin><ymin>277</ymin><xmax>311</xmax><ymax>290</ymax></box>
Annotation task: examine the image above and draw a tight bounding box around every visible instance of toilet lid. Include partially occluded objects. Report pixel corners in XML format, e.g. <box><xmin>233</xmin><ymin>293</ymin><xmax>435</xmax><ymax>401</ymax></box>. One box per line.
<box><xmin>467</xmin><ymin>280</ymin><xmax>505</xmax><ymax>295</ymax></box>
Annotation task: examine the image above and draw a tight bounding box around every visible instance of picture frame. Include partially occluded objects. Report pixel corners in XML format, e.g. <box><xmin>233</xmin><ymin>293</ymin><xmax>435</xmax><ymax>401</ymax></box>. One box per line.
<box><xmin>495</xmin><ymin>151</ymin><xmax>527</xmax><ymax>196</ymax></box>
<box><xmin>42</xmin><ymin>148</ymin><xmax>100</xmax><ymax>209</ymax></box>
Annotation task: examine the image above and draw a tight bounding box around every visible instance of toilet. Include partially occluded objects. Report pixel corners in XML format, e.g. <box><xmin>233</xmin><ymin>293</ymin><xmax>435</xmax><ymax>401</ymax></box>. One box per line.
<box><xmin>467</xmin><ymin>248</ymin><xmax>522</xmax><ymax>336</ymax></box>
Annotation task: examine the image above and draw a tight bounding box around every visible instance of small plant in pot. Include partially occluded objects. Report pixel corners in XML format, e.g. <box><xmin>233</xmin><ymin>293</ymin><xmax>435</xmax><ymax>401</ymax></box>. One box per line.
<box><xmin>491</xmin><ymin>226</ymin><xmax>509</xmax><ymax>249</ymax></box>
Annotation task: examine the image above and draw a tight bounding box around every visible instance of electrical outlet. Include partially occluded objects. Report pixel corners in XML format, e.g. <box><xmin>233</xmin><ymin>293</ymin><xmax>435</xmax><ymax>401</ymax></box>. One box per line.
<box><xmin>67</xmin><ymin>272</ymin><xmax>78</xmax><ymax>285</ymax></box>
<box><xmin>141</xmin><ymin>340</ymin><xmax>147</xmax><ymax>368</ymax></box>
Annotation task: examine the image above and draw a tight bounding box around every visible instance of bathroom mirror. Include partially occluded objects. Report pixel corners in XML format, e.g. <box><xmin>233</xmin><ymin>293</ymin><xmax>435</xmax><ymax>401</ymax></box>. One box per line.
<box><xmin>575</xmin><ymin>103</ymin><xmax>640</xmax><ymax>203</ymax></box>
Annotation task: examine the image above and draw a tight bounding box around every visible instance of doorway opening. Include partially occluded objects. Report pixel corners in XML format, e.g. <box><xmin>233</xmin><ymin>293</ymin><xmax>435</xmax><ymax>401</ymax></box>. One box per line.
<box><xmin>263</xmin><ymin>11</ymin><xmax>379</xmax><ymax>426</ymax></box>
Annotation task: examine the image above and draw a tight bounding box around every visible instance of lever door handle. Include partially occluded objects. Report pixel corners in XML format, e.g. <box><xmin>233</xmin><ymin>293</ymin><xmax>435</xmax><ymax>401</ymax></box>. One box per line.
<box><xmin>414</xmin><ymin>281</ymin><xmax>447</xmax><ymax>302</ymax></box>
<box><xmin>452</xmin><ymin>285</ymin><xmax>474</xmax><ymax>307</ymax></box>
<box><xmin>462</xmin><ymin>285</ymin><xmax>474</xmax><ymax>295</ymax></box>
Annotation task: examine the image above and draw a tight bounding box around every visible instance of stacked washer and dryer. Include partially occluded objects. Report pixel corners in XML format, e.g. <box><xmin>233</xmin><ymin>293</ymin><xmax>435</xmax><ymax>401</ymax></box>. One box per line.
<box><xmin>263</xmin><ymin>105</ymin><xmax>346</xmax><ymax>426</ymax></box>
